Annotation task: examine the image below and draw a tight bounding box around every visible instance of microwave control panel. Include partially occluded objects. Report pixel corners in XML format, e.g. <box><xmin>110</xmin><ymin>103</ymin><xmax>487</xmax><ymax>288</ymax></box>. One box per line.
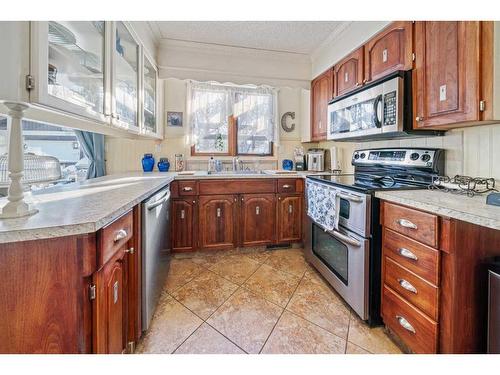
<box><xmin>383</xmin><ymin>91</ymin><xmax>397</xmax><ymax>126</ymax></box>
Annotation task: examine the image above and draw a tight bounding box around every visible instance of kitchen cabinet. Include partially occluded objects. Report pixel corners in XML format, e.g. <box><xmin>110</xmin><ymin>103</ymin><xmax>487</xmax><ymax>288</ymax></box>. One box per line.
<box><xmin>310</xmin><ymin>68</ymin><xmax>332</xmax><ymax>141</ymax></box>
<box><xmin>380</xmin><ymin>200</ymin><xmax>500</xmax><ymax>353</ymax></box>
<box><xmin>171</xmin><ymin>198</ymin><xmax>197</xmax><ymax>252</ymax></box>
<box><xmin>111</xmin><ymin>21</ymin><xmax>140</xmax><ymax>132</ymax></box>
<box><xmin>198</xmin><ymin>195</ymin><xmax>237</xmax><ymax>250</ymax></box>
<box><xmin>142</xmin><ymin>52</ymin><xmax>159</xmax><ymax>136</ymax></box>
<box><xmin>364</xmin><ymin>21</ymin><xmax>413</xmax><ymax>83</ymax></box>
<box><xmin>0</xmin><ymin>207</ymin><xmax>142</xmax><ymax>354</ymax></box>
<box><xmin>240</xmin><ymin>193</ymin><xmax>276</xmax><ymax>246</ymax></box>
<box><xmin>277</xmin><ymin>194</ymin><xmax>302</xmax><ymax>243</ymax></box>
<box><xmin>171</xmin><ymin>178</ymin><xmax>303</xmax><ymax>252</ymax></box>
<box><xmin>413</xmin><ymin>21</ymin><xmax>489</xmax><ymax>129</ymax></box>
<box><xmin>333</xmin><ymin>47</ymin><xmax>364</xmax><ymax>97</ymax></box>
<box><xmin>30</xmin><ymin>21</ymin><xmax>109</xmax><ymax>123</ymax></box>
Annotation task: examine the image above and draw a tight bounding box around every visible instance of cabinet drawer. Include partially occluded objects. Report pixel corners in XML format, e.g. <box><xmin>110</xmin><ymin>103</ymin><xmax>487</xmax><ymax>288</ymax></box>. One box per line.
<box><xmin>178</xmin><ymin>180</ymin><xmax>198</xmax><ymax>196</ymax></box>
<box><xmin>277</xmin><ymin>179</ymin><xmax>302</xmax><ymax>194</ymax></box>
<box><xmin>382</xmin><ymin>202</ymin><xmax>438</xmax><ymax>247</ymax></box>
<box><xmin>383</xmin><ymin>228</ymin><xmax>440</xmax><ymax>285</ymax></box>
<box><xmin>382</xmin><ymin>286</ymin><xmax>438</xmax><ymax>354</ymax></box>
<box><xmin>383</xmin><ymin>256</ymin><xmax>439</xmax><ymax>320</ymax></box>
<box><xmin>98</xmin><ymin>210</ymin><xmax>133</xmax><ymax>266</ymax></box>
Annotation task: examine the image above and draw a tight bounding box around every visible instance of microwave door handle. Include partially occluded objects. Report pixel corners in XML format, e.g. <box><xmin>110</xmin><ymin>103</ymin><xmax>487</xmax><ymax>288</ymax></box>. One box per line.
<box><xmin>373</xmin><ymin>94</ymin><xmax>383</xmax><ymax>128</ymax></box>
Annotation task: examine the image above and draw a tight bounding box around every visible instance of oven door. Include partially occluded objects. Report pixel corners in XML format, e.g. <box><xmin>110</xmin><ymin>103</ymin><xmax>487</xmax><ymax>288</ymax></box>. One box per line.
<box><xmin>304</xmin><ymin>222</ymin><xmax>370</xmax><ymax>320</ymax></box>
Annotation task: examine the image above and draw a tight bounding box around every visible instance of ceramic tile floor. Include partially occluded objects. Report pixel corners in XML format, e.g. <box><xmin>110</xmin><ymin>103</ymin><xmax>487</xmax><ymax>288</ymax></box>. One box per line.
<box><xmin>136</xmin><ymin>247</ymin><xmax>404</xmax><ymax>354</ymax></box>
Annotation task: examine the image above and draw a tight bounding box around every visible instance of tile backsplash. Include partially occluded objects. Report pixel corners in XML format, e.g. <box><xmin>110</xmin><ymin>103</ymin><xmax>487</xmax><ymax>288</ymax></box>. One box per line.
<box><xmin>318</xmin><ymin>123</ymin><xmax>500</xmax><ymax>181</ymax></box>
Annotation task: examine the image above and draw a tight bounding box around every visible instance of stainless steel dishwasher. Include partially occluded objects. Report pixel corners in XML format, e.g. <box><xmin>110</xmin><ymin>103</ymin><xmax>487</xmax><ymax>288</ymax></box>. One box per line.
<box><xmin>141</xmin><ymin>185</ymin><xmax>171</xmax><ymax>331</ymax></box>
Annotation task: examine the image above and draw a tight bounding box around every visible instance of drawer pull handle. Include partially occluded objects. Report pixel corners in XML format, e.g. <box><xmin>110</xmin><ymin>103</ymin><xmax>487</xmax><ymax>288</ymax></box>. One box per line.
<box><xmin>182</xmin><ymin>186</ymin><xmax>193</xmax><ymax>192</ymax></box>
<box><xmin>396</xmin><ymin>315</ymin><xmax>416</xmax><ymax>334</ymax></box>
<box><xmin>398</xmin><ymin>278</ymin><xmax>418</xmax><ymax>294</ymax></box>
<box><xmin>113</xmin><ymin>281</ymin><xmax>119</xmax><ymax>304</ymax></box>
<box><xmin>398</xmin><ymin>247</ymin><xmax>418</xmax><ymax>261</ymax></box>
<box><xmin>397</xmin><ymin>218</ymin><xmax>418</xmax><ymax>230</ymax></box>
<box><xmin>114</xmin><ymin>229</ymin><xmax>128</xmax><ymax>242</ymax></box>
<box><xmin>282</xmin><ymin>184</ymin><xmax>291</xmax><ymax>189</ymax></box>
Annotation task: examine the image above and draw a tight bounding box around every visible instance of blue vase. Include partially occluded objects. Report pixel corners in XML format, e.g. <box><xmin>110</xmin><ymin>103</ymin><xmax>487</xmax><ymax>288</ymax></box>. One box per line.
<box><xmin>282</xmin><ymin>159</ymin><xmax>293</xmax><ymax>171</ymax></box>
<box><xmin>157</xmin><ymin>158</ymin><xmax>170</xmax><ymax>172</ymax></box>
<box><xmin>142</xmin><ymin>153</ymin><xmax>155</xmax><ymax>172</ymax></box>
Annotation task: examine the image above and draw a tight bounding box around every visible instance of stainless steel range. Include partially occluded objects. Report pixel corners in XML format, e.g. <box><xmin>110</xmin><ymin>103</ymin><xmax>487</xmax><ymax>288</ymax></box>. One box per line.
<box><xmin>304</xmin><ymin>147</ymin><xmax>445</xmax><ymax>326</ymax></box>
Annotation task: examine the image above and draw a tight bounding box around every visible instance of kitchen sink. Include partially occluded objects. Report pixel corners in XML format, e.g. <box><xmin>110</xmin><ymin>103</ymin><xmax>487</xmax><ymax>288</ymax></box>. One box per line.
<box><xmin>207</xmin><ymin>170</ymin><xmax>265</xmax><ymax>175</ymax></box>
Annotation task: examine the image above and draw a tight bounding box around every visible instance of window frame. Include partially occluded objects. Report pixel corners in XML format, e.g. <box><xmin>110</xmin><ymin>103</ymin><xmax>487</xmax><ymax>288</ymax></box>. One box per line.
<box><xmin>190</xmin><ymin>88</ymin><xmax>275</xmax><ymax>157</ymax></box>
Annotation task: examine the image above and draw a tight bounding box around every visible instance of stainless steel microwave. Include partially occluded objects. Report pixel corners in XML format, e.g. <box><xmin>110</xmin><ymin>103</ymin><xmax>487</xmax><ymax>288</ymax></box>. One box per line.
<box><xmin>327</xmin><ymin>71</ymin><xmax>442</xmax><ymax>141</ymax></box>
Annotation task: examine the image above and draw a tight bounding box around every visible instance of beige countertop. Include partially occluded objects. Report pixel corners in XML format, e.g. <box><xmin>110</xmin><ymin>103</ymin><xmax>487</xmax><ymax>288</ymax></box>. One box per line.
<box><xmin>375</xmin><ymin>189</ymin><xmax>500</xmax><ymax>231</ymax></box>
<box><xmin>0</xmin><ymin>170</ymin><xmax>329</xmax><ymax>244</ymax></box>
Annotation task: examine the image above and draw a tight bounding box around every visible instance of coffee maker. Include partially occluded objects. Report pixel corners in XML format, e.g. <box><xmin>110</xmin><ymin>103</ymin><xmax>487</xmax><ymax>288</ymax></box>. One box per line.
<box><xmin>306</xmin><ymin>149</ymin><xmax>325</xmax><ymax>172</ymax></box>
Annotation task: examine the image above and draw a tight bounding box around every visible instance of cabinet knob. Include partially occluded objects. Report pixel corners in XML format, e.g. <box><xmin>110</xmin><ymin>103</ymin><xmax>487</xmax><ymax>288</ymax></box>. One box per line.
<box><xmin>192</xmin><ymin>200</ymin><xmax>196</xmax><ymax>204</ymax></box>
<box><xmin>114</xmin><ymin>229</ymin><xmax>128</xmax><ymax>242</ymax></box>
<box><xmin>415</xmin><ymin>116</ymin><xmax>424</xmax><ymax>122</ymax></box>
<box><xmin>362</xmin><ymin>79</ymin><xmax>368</xmax><ymax>84</ymax></box>
<box><xmin>355</xmin><ymin>82</ymin><xmax>361</xmax><ymax>87</ymax></box>
<box><xmin>125</xmin><ymin>247</ymin><xmax>135</xmax><ymax>255</ymax></box>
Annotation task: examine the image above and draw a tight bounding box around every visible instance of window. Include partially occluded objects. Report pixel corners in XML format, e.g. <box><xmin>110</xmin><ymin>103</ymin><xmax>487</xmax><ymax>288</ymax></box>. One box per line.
<box><xmin>190</xmin><ymin>82</ymin><xmax>276</xmax><ymax>156</ymax></box>
<box><xmin>0</xmin><ymin>117</ymin><xmax>88</xmax><ymax>191</ymax></box>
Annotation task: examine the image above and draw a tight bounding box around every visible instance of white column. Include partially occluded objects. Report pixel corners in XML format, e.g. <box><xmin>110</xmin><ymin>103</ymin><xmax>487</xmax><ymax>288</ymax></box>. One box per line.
<box><xmin>0</xmin><ymin>102</ymin><xmax>38</xmax><ymax>218</ymax></box>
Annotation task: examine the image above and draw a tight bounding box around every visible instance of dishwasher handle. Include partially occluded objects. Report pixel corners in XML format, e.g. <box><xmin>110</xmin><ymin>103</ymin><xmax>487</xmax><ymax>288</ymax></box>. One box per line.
<box><xmin>147</xmin><ymin>191</ymin><xmax>171</xmax><ymax>210</ymax></box>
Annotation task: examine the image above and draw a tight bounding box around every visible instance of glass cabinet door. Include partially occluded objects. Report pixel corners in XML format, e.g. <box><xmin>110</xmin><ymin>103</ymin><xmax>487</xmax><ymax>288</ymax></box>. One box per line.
<box><xmin>114</xmin><ymin>22</ymin><xmax>139</xmax><ymax>129</ymax></box>
<box><xmin>143</xmin><ymin>56</ymin><xmax>157</xmax><ymax>134</ymax></box>
<box><xmin>46</xmin><ymin>21</ymin><xmax>106</xmax><ymax>116</ymax></box>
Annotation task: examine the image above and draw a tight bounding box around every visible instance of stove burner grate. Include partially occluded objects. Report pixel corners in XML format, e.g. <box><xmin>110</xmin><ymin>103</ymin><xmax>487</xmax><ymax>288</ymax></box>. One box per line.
<box><xmin>429</xmin><ymin>175</ymin><xmax>498</xmax><ymax>197</ymax></box>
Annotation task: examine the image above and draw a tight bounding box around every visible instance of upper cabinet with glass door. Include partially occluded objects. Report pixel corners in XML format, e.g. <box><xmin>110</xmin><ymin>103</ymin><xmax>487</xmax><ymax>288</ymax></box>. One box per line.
<box><xmin>142</xmin><ymin>53</ymin><xmax>158</xmax><ymax>136</ymax></box>
<box><xmin>111</xmin><ymin>22</ymin><xmax>140</xmax><ymax>132</ymax></box>
<box><xmin>30</xmin><ymin>21</ymin><xmax>109</xmax><ymax>123</ymax></box>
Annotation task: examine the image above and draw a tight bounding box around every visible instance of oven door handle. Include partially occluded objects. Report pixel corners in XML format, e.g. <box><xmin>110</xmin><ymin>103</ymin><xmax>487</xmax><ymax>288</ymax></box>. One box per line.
<box><xmin>331</xmin><ymin>230</ymin><xmax>362</xmax><ymax>247</ymax></box>
<box><xmin>337</xmin><ymin>193</ymin><xmax>363</xmax><ymax>203</ymax></box>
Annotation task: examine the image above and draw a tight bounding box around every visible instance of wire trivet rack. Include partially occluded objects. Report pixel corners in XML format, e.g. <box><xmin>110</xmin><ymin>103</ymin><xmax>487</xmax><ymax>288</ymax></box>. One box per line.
<box><xmin>429</xmin><ymin>175</ymin><xmax>498</xmax><ymax>197</ymax></box>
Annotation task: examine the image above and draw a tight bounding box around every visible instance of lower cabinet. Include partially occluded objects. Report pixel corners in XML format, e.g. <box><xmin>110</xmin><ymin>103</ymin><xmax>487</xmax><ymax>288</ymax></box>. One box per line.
<box><xmin>93</xmin><ymin>246</ymin><xmax>127</xmax><ymax>354</ymax></box>
<box><xmin>198</xmin><ymin>195</ymin><xmax>237</xmax><ymax>250</ymax></box>
<box><xmin>170</xmin><ymin>179</ymin><xmax>304</xmax><ymax>252</ymax></box>
<box><xmin>277</xmin><ymin>194</ymin><xmax>302</xmax><ymax>243</ymax></box>
<box><xmin>240</xmin><ymin>193</ymin><xmax>276</xmax><ymax>246</ymax></box>
<box><xmin>171</xmin><ymin>198</ymin><xmax>197</xmax><ymax>252</ymax></box>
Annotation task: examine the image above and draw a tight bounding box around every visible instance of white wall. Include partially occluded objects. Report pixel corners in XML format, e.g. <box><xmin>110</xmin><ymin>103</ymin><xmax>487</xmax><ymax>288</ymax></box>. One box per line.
<box><xmin>157</xmin><ymin>39</ymin><xmax>311</xmax><ymax>89</ymax></box>
<box><xmin>106</xmin><ymin>78</ymin><xmax>309</xmax><ymax>173</ymax></box>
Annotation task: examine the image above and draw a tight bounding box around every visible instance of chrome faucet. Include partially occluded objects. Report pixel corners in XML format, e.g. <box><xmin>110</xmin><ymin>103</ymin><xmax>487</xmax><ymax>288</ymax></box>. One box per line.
<box><xmin>232</xmin><ymin>157</ymin><xmax>241</xmax><ymax>171</ymax></box>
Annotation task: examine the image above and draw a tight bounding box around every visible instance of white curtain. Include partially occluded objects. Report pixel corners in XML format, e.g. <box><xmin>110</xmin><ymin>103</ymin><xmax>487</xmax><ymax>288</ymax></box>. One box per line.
<box><xmin>188</xmin><ymin>81</ymin><xmax>279</xmax><ymax>152</ymax></box>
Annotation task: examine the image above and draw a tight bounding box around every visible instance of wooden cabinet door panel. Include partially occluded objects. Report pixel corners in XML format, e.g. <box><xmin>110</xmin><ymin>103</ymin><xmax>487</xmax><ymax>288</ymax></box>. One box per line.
<box><xmin>199</xmin><ymin>195</ymin><xmax>237</xmax><ymax>250</ymax></box>
<box><xmin>93</xmin><ymin>247</ymin><xmax>127</xmax><ymax>354</ymax></box>
<box><xmin>333</xmin><ymin>47</ymin><xmax>364</xmax><ymax>97</ymax></box>
<box><xmin>413</xmin><ymin>21</ymin><xmax>480</xmax><ymax>128</ymax></box>
<box><xmin>240</xmin><ymin>194</ymin><xmax>276</xmax><ymax>246</ymax></box>
<box><xmin>365</xmin><ymin>21</ymin><xmax>413</xmax><ymax>83</ymax></box>
<box><xmin>277</xmin><ymin>194</ymin><xmax>302</xmax><ymax>243</ymax></box>
<box><xmin>311</xmin><ymin>69</ymin><xmax>332</xmax><ymax>141</ymax></box>
<box><xmin>171</xmin><ymin>199</ymin><xmax>196</xmax><ymax>251</ymax></box>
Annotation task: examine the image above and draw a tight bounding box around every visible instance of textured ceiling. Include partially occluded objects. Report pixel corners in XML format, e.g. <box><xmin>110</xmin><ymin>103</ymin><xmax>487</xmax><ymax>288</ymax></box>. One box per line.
<box><xmin>150</xmin><ymin>21</ymin><xmax>345</xmax><ymax>54</ymax></box>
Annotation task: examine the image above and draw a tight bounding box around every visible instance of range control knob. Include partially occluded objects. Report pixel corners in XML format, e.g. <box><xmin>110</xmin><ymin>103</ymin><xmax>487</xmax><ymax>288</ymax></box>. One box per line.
<box><xmin>421</xmin><ymin>154</ymin><xmax>431</xmax><ymax>162</ymax></box>
<box><xmin>360</xmin><ymin>152</ymin><xmax>366</xmax><ymax>159</ymax></box>
<box><xmin>410</xmin><ymin>152</ymin><xmax>420</xmax><ymax>161</ymax></box>
<box><xmin>354</xmin><ymin>153</ymin><xmax>360</xmax><ymax>160</ymax></box>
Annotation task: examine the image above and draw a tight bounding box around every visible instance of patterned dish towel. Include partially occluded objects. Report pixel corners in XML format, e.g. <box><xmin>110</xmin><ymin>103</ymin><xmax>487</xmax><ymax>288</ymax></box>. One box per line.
<box><xmin>306</xmin><ymin>179</ymin><xmax>340</xmax><ymax>232</ymax></box>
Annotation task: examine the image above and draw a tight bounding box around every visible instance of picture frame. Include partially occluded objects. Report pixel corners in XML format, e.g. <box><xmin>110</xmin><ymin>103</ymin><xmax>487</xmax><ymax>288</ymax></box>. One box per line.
<box><xmin>166</xmin><ymin>111</ymin><xmax>183</xmax><ymax>127</ymax></box>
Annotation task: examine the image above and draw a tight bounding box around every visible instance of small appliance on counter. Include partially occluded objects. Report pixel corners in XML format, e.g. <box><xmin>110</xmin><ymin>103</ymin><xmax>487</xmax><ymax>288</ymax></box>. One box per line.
<box><xmin>157</xmin><ymin>158</ymin><xmax>170</xmax><ymax>172</ymax></box>
<box><xmin>141</xmin><ymin>153</ymin><xmax>155</xmax><ymax>172</ymax></box>
<box><xmin>306</xmin><ymin>148</ymin><xmax>325</xmax><ymax>172</ymax></box>
<box><xmin>293</xmin><ymin>147</ymin><xmax>305</xmax><ymax>171</ymax></box>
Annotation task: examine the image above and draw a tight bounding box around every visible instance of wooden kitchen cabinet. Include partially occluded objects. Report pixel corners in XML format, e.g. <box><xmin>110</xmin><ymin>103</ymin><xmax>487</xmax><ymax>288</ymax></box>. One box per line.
<box><xmin>240</xmin><ymin>194</ymin><xmax>276</xmax><ymax>246</ymax></box>
<box><xmin>364</xmin><ymin>21</ymin><xmax>413</xmax><ymax>83</ymax></box>
<box><xmin>413</xmin><ymin>21</ymin><xmax>483</xmax><ymax>129</ymax></box>
<box><xmin>198</xmin><ymin>195</ymin><xmax>237</xmax><ymax>250</ymax></box>
<box><xmin>310</xmin><ymin>68</ymin><xmax>333</xmax><ymax>141</ymax></box>
<box><xmin>380</xmin><ymin>200</ymin><xmax>500</xmax><ymax>353</ymax></box>
<box><xmin>171</xmin><ymin>198</ymin><xmax>197</xmax><ymax>252</ymax></box>
<box><xmin>277</xmin><ymin>194</ymin><xmax>302</xmax><ymax>243</ymax></box>
<box><xmin>333</xmin><ymin>47</ymin><xmax>364</xmax><ymax>97</ymax></box>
